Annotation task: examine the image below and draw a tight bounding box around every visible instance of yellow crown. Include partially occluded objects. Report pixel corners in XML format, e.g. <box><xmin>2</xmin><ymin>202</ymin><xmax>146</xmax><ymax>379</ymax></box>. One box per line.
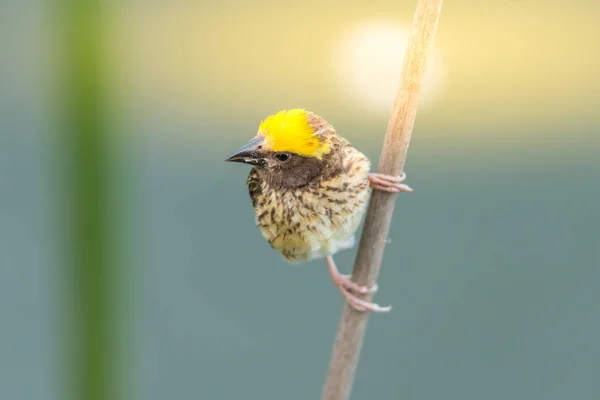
<box><xmin>257</xmin><ymin>109</ymin><xmax>331</xmax><ymax>159</ymax></box>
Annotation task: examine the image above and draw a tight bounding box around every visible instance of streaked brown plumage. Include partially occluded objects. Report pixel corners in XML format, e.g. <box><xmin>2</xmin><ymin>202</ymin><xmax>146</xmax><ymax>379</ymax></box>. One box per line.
<box><xmin>225</xmin><ymin>109</ymin><xmax>412</xmax><ymax>312</ymax></box>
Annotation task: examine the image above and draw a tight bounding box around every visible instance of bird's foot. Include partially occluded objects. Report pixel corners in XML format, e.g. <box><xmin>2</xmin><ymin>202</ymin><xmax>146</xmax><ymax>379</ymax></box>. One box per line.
<box><xmin>335</xmin><ymin>276</ymin><xmax>391</xmax><ymax>313</ymax></box>
<box><xmin>326</xmin><ymin>256</ymin><xmax>391</xmax><ymax>313</ymax></box>
<box><xmin>369</xmin><ymin>172</ymin><xmax>414</xmax><ymax>193</ymax></box>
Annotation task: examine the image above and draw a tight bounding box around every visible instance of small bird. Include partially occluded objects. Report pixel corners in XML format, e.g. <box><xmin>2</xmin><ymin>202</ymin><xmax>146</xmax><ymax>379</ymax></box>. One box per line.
<box><xmin>225</xmin><ymin>109</ymin><xmax>412</xmax><ymax>312</ymax></box>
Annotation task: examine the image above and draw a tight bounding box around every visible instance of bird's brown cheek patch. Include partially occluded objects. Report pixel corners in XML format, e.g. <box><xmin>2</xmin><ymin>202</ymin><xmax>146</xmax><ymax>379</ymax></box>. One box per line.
<box><xmin>265</xmin><ymin>156</ymin><xmax>324</xmax><ymax>189</ymax></box>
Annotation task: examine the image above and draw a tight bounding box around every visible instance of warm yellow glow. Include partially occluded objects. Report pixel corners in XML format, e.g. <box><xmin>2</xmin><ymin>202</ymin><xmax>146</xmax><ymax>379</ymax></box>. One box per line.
<box><xmin>333</xmin><ymin>21</ymin><xmax>444</xmax><ymax>112</ymax></box>
<box><xmin>112</xmin><ymin>3</ymin><xmax>600</xmax><ymax>144</ymax></box>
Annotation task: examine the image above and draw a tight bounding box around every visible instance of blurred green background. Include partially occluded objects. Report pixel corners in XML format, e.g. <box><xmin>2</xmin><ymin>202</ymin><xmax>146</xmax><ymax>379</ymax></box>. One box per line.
<box><xmin>1</xmin><ymin>1</ymin><xmax>599</xmax><ymax>399</ymax></box>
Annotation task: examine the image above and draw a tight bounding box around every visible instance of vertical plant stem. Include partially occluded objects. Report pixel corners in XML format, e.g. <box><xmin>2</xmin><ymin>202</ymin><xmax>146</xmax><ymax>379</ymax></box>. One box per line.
<box><xmin>322</xmin><ymin>1</ymin><xmax>444</xmax><ymax>399</ymax></box>
<box><xmin>62</xmin><ymin>2</ymin><xmax>114</xmax><ymax>400</ymax></box>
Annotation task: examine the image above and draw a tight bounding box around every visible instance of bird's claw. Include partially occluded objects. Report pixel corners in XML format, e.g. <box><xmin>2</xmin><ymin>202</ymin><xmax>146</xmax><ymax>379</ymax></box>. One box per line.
<box><xmin>326</xmin><ymin>256</ymin><xmax>390</xmax><ymax>313</ymax></box>
<box><xmin>369</xmin><ymin>172</ymin><xmax>414</xmax><ymax>193</ymax></box>
<box><xmin>334</xmin><ymin>275</ymin><xmax>390</xmax><ymax>313</ymax></box>
<box><xmin>337</xmin><ymin>273</ymin><xmax>378</xmax><ymax>294</ymax></box>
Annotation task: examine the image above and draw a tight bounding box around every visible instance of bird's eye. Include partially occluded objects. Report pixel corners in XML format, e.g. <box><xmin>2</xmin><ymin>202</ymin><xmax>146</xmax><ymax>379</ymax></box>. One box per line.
<box><xmin>275</xmin><ymin>152</ymin><xmax>291</xmax><ymax>162</ymax></box>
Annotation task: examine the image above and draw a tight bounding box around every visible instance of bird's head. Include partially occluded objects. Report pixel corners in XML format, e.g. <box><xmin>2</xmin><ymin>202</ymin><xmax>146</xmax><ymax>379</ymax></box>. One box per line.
<box><xmin>225</xmin><ymin>109</ymin><xmax>341</xmax><ymax>188</ymax></box>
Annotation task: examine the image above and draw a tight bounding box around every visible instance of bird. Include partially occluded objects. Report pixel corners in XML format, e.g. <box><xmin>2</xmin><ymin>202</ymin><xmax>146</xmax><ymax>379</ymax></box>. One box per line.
<box><xmin>225</xmin><ymin>109</ymin><xmax>412</xmax><ymax>312</ymax></box>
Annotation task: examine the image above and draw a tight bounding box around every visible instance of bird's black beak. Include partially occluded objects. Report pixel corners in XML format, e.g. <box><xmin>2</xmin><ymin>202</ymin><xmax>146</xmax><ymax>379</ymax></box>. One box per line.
<box><xmin>224</xmin><ymin>136</ymin><xmax>266</xmax><ymax>167</ymax></box>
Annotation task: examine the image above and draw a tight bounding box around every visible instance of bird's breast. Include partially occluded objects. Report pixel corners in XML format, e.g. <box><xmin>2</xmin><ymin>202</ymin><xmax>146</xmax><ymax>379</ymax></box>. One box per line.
<box><xmin>250</xmin><ymin>168</ymin><xmax>370</xmax><ymax>262</ymax></box>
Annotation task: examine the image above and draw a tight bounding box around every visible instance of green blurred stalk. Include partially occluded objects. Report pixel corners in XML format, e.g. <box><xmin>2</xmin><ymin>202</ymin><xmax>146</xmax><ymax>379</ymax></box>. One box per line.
<box><xmin>61</xmin><ymin>2</ymin><xmax>117</xmax><ymax>400</ymax></box>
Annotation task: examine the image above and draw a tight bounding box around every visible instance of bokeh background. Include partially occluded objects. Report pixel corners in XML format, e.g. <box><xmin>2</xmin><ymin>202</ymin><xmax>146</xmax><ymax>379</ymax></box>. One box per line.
<box><xmin>1</xmin><ymin>1</ymin><xmax>599</xmax><ymax>399</ymax></box>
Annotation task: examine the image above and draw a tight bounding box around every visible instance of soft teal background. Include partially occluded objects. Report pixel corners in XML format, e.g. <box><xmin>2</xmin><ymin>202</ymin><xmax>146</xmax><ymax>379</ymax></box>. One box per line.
<box><xmin>1</xmin><ymin>1</ymin><xmax>599</xmax><ymax>399</ymax></box>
